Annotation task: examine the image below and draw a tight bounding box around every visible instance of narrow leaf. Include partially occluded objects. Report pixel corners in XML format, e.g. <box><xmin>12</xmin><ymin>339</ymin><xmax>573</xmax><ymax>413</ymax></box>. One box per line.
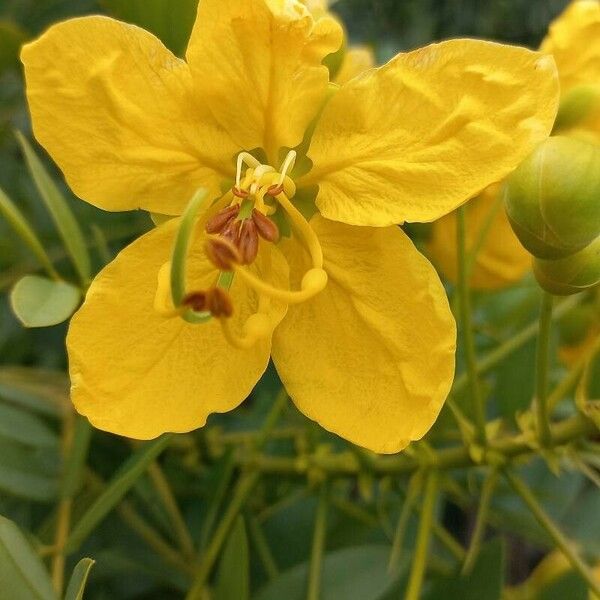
<box><xmin>0</xmin><ymin>403</ymin><xmax>59</xmax><ymax>449</ymax></box>
<box><xmin>215</xmin><ymin>516</ymin><xmax>250</xmax><ymax>600</ymax></box>
<box><xmin>64</xmin><ymin>558</ymin><xmax>95</xmax><ymax>600</ymax></box>
<box><xmin>16</xmin><ymin>132</ymin><xmax>91</xmax><ymax>285</ymax></box>
<box><xmin>66</xmin><ymin>434</ymin><xmax>173</xmax><ymax>553</ymax></box>
<box><xmin>0</xmin><ymin>515</ymin><xmax>57</xmax><ymax>600</ymax></box>
<box><xmin>0</xmin><ymin>186</ymin><xmax>58</xmax><ymax>279</ymax></box>
<box><xmin>10</xmin><ymin>275</ymin><xmax>80</xmax><ymax>327</ymax></box>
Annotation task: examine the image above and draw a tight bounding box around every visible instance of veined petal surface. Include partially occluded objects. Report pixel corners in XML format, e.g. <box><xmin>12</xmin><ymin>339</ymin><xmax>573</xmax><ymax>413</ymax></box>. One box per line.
<box><xmin>68</xmin><ymin>220</ymin><xmax>288</xmax><ymax>439</ymax></box>
<box><xmin>272</xmin><ymin>216</ymin><xmax>456</xmax><ymax>454</ymax></box>
<box><xmin>186</xmin><ymin>0</ymin><xmax>342</xmax><ymax>163</ymax></box>
<box><xmin>304</xmin><ymin>39</ymin><xmax>559</xmax><ymax>226</ymax></box>
<box><xmin>21</xmin><ymin>16</ymin><xmax>237</xmax><ymax>214</ymax></box>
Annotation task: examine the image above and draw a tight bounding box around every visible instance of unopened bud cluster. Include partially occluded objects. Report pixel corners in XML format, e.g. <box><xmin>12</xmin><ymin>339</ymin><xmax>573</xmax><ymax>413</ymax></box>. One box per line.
<box><xmin>503</xmin><ymin>136</ymin><xmax>600</xmax><ymax>295</ymax></box>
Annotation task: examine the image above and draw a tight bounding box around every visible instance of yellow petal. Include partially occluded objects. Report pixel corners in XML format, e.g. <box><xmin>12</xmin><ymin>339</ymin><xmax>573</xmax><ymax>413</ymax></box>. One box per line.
<box><xmin>334</xmin><ymin>46</ymin><xmax>376</xmax><ymax>85</ymax></box>
<box><xmin>68</xmin><ymin>219</ymin><xmax>289</xmax><ymax>439</ymax></box>
<box><xmin>427</xmin><ymin>183</ymin><xmax>531</xmax><ymax>290</ymax></box>
<box><xmin>540</xmin><ymin>0</ymin><xmax>600</xmax><ymax>93</ymax></box>
<box><xmin>272</xmin><ymin>216</ymin><xmax>456</xmax><ymax>453</ymax></box>
<box><xmin>303</xmin><ymin>39</ymin><xmax>559</xmax><ymax>226</ymax></box>
<box><xmin>21</xmin><ymin>16</ymin><xmax>237</xmax><ymax>214</ymax></box>
<box><xmin>185</xmin><ymin>0</ymin><xmax>342</xmax><ymax>163</ymax></box>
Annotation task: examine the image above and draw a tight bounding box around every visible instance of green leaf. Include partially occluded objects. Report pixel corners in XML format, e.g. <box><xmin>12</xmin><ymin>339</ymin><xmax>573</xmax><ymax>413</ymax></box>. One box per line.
<box><xmin>538</xmin><ymin>570</ymin><xmax>588</xmax><ymax>600</ymax></box>
<box><xmin>254</xmin><ymin>545</ymin><xmax>398</xmax><ymax>600</ymax></box>
<box><xmin>0</xmin><ymin>403</ymin><xmax>59</xmax><ymax>449</ymax></box>
<box><xmin>101</xmin><ymin>0</ymin><xmax>198</xmax><ymax>56</ymax></box>
<box><xmin>0</xmin><ymin>515</ymin><xmax>57</xmax><ymax>600</ymax></box>
<box><xmin>10</xmin><ymin>275</ymin><xmax>81</xmax><ymax>328</ymax></box>
<box><xmin>16</xmin><ymin>132</ymin><xmax>92</xmax><ymax>285</ymax></box>
<box><xmin>423</xmin><ymin>539</ymin><xmax>505</xmax><ymax>600</ymax></box>
<box><xmin>0</xmin><ymin>367</ymin><xmax>68</xmax><ymax>418</ymax></box>
<box><xmin>61</xmin><ymin>416</ymin><xmax>93</xmax><ymax>500</ymax></box>
<box><xmin>215</xmin><ymin>516</ymin><xmax>249</xmax><ymax>600</ymax></box>
<box><xmin>64</xmin><ymin>558</ymin><xmax>95</xmax><ymax>600</ymax></box>
<box><xmin>66</xmin><ymin>434</ymin><xmax>173</xmax><ymax>553</ymax></box>
<box><xmin>0</xmin><ymin>20</ymin><xmax>26</xmax><ymax>73</ymax></box>
<box><xmin>0</xmin><ymin>186</ymin><xmax>58</xmax><ymax>279</ymax></box>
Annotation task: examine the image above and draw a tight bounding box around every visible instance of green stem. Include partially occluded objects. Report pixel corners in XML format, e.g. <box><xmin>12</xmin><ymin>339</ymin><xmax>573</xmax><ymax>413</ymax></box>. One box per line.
<box><xmin>461</xmin><ymin>468</ymin><xmax>498</xmax><ymax>575</ymax></box>
<box><xmin>235</xmin><ymin>414</ymin><xmax>593</xmax><ymax>476</ymax></box>
<box><xmin>186</xmin><ymin>471</ymin><xmax>260</xmax><ymax>600</ymax></box>
<box><xmin>452</xmin><ymin>294</ymin><xmax>581</xmax><ymax>397</ymax></box>
<box><xmin>504</xmin><ymin>469</ymin><xmax>600</xmax><ymax>597</ymax></box>
<box><xmin>405</xmin><ymin>470</ymin><xmax>439</xmax><ymax>600</ymax></box>
<box><xmin>535</xmin><ymin>292</ymin><xmax>554</xmax><ymax>447</ymax></box>
<box><xmin>146</xmin><ymin>461</ymin><xmax>196</xmax><ymax>559</ymax></box>
<box><xmin>456</xmin><ymin>206</ymin><xmax>487</xmax><ymax>446</ymax></box>
<box><xmin>186</xmin><ymin>390</ymin><xmax>289</xmax><ymax>599</ymax></box>
<box><xmin>247</xmin><ymin>512</ymin><xmax>279</xmax><ymax>580</ymax></box>
<box><xmin>306</xmin><ymin>482</ymin><xmax>329</xmax><ymax>600</ymax></box>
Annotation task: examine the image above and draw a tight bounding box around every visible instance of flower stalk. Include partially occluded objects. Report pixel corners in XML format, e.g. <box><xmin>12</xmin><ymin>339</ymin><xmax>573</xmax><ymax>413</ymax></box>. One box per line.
<box><xmin>534</xmin><ymin>292</ymin><xmax>555</xmax><ymax>447</ymax></box>
<box><xmin>306</xmin><ymin>482</ymin><xmax>329</xmax><ymax>600</ymax></box>
<box><xmin>457</xmin><ymin>205</ymin><xmax>487</xmax><ymax>446</ymax></box>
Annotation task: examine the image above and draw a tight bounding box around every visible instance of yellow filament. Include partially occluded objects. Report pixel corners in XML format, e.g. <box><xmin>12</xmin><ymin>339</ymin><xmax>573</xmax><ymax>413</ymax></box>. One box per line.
<box><xmin>278</xmin><ymin>150</ymin><xmax>297</xmax><ymax>186</ymax></box>
<box><xmin>233</xmin><ymin>264</ymin><xmax>327</xmax><ymax>304</ymax></box>
<box><xmin>219</xmin><ymin>313</ymin><xmax>273</xmax><ymax>349</ymax></box>
<box><xmin>236</xmin><ymin>152</ymin><xmax>261</xmax><ymax>188</ymax></box>
<box><xmin>275</xmin><ymin>192</ymin><xmax>323</xmax><ymax>269</ymax></box>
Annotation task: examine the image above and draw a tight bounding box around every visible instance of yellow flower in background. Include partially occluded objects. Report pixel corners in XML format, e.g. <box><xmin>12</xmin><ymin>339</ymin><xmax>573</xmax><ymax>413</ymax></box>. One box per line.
<box><xmin>428</xmin><ymin>0</ymin><xmax>600</xmax><ymax>291</ymax></box>
<box><xmin>22</xmin><ymin>0</ymin><xmax>558</xmax><ymax>452</ymax></box>
<box><xmin>428</xmin><ymin>184</ymin><xmax>531</xmax><ymax>290</ymax></box>
<box><xmin>541</xmin><ymin>0</ymin><xmax>600</xmax><ymax>141</ymax></box>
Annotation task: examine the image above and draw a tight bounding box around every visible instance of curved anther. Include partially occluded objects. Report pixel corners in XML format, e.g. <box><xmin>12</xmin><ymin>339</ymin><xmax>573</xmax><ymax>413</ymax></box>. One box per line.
<box><xmin>233</xmin><ymin>187</ymin><xmax>249</xmax><ymax>199</ymax></box>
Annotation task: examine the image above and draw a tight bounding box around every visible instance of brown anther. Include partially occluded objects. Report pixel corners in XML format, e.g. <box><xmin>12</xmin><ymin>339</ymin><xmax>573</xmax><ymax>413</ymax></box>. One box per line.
<box><xmin>233</xmin><ymin>187</ymin><xmax>249</xmax><ymax>199</ymax></box>
<box><xmin>205</xmin><ymin>204</ymin><xmax>240</xmax><ymax>234</ymax></box>
<box><xmin>205</xmin><ymin>237</ymin><xmax>241</xmax><ymax>271</ymax></box>
<box><xmin>266</xmin><ymin>184</ymin><xmax>284</xmax><ymax>196</ymax></box>
<box><xmin>182</xmin><ymin>291</ymin><xmax>207</xmax><ymax>312</ymax></box>
<box><xmin>238</xmin><ymin>220</ymin><xmax>259</xmax><ymax>265</ymax></box>
<box><xmin>206</xmin><ymin>287</ymin><xmax>234</xmax><ymax>318</ymax></box>
<box><xmin>251</xmin><ymin>208</ymin><xmax>280</xmax><ymax>243</ymax></box>
<box><xmin>221</xmin><ymin>218</ymin><xmax>242</xmax><ymax>244</ymax></box>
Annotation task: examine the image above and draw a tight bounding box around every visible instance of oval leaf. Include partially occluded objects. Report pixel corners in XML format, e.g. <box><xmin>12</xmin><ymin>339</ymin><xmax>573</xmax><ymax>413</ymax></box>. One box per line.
<box><xmin>10</xmin><ymin>275</ymin><xmax>80</xmax><ymax>328</ymax></box>
<box><xmin>0</xmin><ymin>515</ymin><xmax>57</xmax><ymax>600</ymax></box>
<box><xmin>0</xmin><ymin>403</ymin><xmax>58</xmax><ymax>449</ymax></box>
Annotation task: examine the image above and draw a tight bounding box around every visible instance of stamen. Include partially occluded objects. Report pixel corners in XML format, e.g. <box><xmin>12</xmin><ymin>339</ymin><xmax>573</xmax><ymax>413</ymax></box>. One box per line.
<box><xmin>205</xmin><ymin>204</ymin><xmax>240</xmax><ymax>234</ymax></box>
<box><xmin>238</xmin><ymin>220</ymin><xmax>259</xmax><ymax>265</ymax></box>
<box><xmin>252</xmin><ymin>209</ymin><xmax>280</xmax><ymax>242</ymax></box>
<box><xmin>219</xmin><ymin>313</ymin><xmax>273</xmax><ymax>350</ymax></box>
<box><xmin>205</xmin><ymin>287</ymin><xmax>234</xmax><ymax>318</ymax></box>
<box><xmin>205</xmin><ymin>237</ymin><xmax>242</xmax><ymax>271</ymax></box>
<box><xmin>233</xmin><ymin>263</ymin><xmax>328</xmax><ymax>304</ymax></box>
<box><xmin>236</xmin><ymin>152</ymin><xmax>261</xmax><ymax>189</ymax></box>
<box><xmin>277</xmin><ymin>150</ymin><xmax>297</xmax><ymax>186</ymax></box>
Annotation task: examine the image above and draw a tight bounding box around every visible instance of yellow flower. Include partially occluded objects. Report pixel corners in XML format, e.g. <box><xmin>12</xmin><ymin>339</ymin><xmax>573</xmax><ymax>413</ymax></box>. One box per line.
<box><xmin>428</xmin><ymin>183</ymin><xmax>531</xmax><ymax>290</ymax></box>
<box><xmin>541</xmin><ymin>0</ymin><xmax>600</xmax><ymax>140</ymax></box>
<box><xmin>429</xmin><ymin>1</ymin><xmax>600</xmax><ymax>291</ymax></box>
<box><xmin>22</xmin><ymin>0</ymin><xmax>558</xmax><ymax>452</ymax></box>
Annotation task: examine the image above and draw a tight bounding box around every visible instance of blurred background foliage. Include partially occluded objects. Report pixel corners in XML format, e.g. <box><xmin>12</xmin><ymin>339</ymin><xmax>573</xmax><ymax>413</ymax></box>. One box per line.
<box><xmin>2</xmin><ymin>1</ymin><xmax>600</xmax><ymax>600</ymax></box>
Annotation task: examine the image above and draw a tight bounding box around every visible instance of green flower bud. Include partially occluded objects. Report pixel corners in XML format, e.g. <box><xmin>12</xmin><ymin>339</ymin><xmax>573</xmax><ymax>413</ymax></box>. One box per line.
<box><xmin>533</xmin><ymin>235</ymin><xmax>600</xmax><ymax>295</ymax></box>
<box><xmin>553</xmin><ymin>84</ymin><xmax>600</xmax><ymax>133</ymax></box>
<box><xmin>504</xmin><ymin>136</ymin><xmax>600</xmax><ymax>259</ymax></box>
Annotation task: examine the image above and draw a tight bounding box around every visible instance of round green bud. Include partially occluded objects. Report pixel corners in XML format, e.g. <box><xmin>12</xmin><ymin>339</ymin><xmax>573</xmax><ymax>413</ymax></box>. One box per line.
<box><xmin>533</xmin><ymin>235</ymin><xmax>600</xmax><ymax>295</ymax></box>
<box><xmin>504</xmin><ymin>136</ymin><xmax>600</xmax><ymax>259</ymax></box>
<box><xmin>553</xmin><ymin>85</ymin><xmax>600</xmax><ymax>133</ymax></box>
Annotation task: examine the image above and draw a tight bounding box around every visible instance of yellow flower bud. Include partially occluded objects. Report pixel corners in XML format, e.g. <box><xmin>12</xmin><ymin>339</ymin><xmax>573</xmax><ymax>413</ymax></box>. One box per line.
<box><xmin>504</xmin><ymin>136</ymin><xmax>600</xmax><ymax>259</ymax></box>
<box><xmin>533</xmin><ymin>235</ymin><xmax>600</xmax><ymax>295</ymax></box>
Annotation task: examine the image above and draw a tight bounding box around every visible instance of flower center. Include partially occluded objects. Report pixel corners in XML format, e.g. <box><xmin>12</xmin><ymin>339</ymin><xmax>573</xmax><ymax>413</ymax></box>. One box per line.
<box><xmin>162</xmin><ymin>151</ymin><xmax>328</xmax><ymax>349</ymax></box>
